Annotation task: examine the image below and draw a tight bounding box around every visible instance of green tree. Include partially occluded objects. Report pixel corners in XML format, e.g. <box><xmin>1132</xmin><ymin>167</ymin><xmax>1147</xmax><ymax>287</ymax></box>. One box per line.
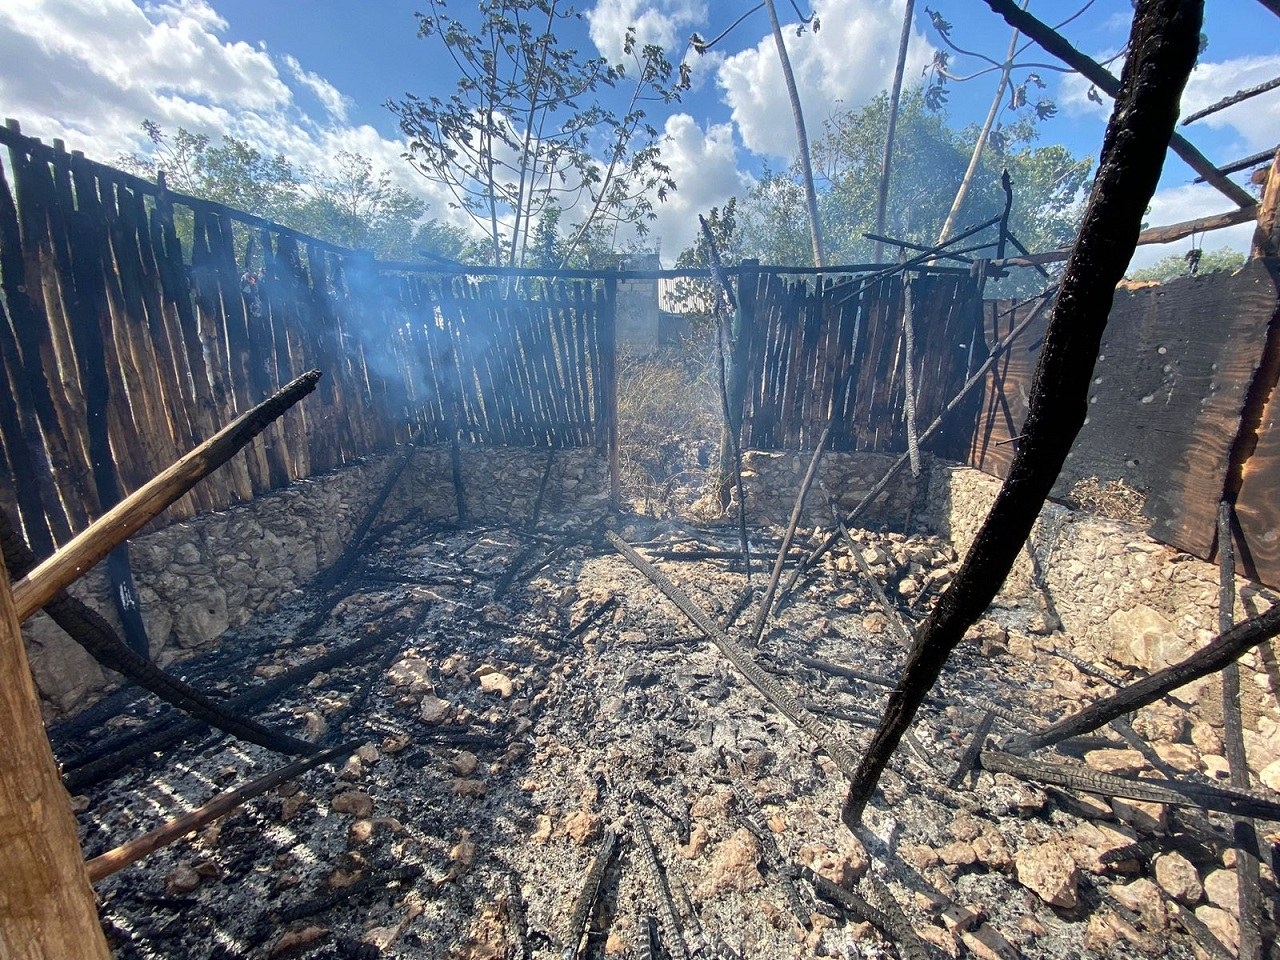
<box><xmin>666</xmin><ymin>199</ymin><xmax>740</xmax><ymax>337</ymax></box>
<box><xmin>298</xmin><ymin>151</ymin><xmax>425</xmax><ymax>259</ymax></box>
<box><xmin>388</xmin><ymin>0</ymin><xmax>690</xmax><ymax>269</ymax></box>
<box><xmin>119</xmin><ymin>122</ymin><xmax>459</xmax><ymax>261</ymax></box>
<box><xmin>1127</xmin><ymin>246</ymin><xmax>1245</xmax><ymax>283</ymax></box>
<box><xmin>805</xmin><ymin>91</ymin><xmax>1090</xmax><ymax>276</ymax></box>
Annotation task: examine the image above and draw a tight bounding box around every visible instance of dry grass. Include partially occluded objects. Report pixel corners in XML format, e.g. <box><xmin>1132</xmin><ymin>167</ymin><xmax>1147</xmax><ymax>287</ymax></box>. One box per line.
<box><xmin>1065</xmin><ymin>476</ymin><xmax>1148</xmax><ymax>524</ymax></box>
<box><xmin>615</xmin><ymin>346</ymin><xmax>723</xmax><ymax>516</ymax></box>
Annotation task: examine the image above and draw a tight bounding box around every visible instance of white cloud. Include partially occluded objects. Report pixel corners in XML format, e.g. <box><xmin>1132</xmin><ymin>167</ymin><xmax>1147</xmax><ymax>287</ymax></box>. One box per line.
<box><xmin>1181</xmin><ymin>55</ymin><xmax>1280</xmax><ymax>153</ymax></box>
<box><xmin>0</xmin><ymin>0</ymin><xmax>457</xmax><ymax>223</ymax></box>
<box><xmin>1127</xmin><ymin>182</ymin><xmax>1254</xmax><ymax>271</ymax></box>
<box><xmin>1062</xmin><ymin>51</ymin><xmax>1280</xmax><ymax>158</ymax></box>
<box><xmin>283</xmin><ymin>53</ymin><xmax>350</xmax><ymax>122</ymax></box>
<box><xmin>716</xmin><ymin>0</ymin><xmax>933</xmax><ymax>160</ymax></box>
<box><xmin>586</xmin><ymin>0</ymin><xmax>706</xmax><ymax>65</ymax></box>
<box><xmin>646</xmin><ymin>113</ymin><xmax>752</xmax><ymax>261</ymax></box>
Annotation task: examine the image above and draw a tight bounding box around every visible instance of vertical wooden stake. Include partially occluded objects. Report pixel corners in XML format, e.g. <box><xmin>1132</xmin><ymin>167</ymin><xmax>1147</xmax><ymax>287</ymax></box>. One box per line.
<box><xmin>603</xmin><ymin>276</ymin><xmax>620</xmax><ymax>510</ymax></box>
<box><xmin>1250</xmin><ymin>147</ymin><xmax>1279</xmax><ymax>259</ymax></box>
<box><xmin>0</xmin><ymin>557</ymin><xmax>111</xmax><ymax>959</ymax></box>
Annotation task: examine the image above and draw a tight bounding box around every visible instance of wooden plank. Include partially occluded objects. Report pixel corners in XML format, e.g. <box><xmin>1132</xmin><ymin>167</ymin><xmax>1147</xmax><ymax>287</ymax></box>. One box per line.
<box><xmin>0</xmin><ymin>558</ymin><xmax>112</xmax><ymax>958</ymax></box>
<box><xmin>1067</xmin><ymin>264</ymin><xmax>1274</xmax><ymax>557</ymax></box>
<box><xmin>118</xmin><ymin>183</ymin><xmax>212</xmax><ymax>516</ymax></box>
<box><xmin>958</xmin><ymin>265</ymin><xmax>1277</xmax><ymax>564</ymax></box>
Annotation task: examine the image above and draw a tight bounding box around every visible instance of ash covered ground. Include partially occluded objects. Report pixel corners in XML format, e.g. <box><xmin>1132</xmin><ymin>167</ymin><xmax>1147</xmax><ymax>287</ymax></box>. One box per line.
<box><xmin>55</xmin><ymin>511</ymin><xmax>1277</xmax><ymax>959</ymax></box>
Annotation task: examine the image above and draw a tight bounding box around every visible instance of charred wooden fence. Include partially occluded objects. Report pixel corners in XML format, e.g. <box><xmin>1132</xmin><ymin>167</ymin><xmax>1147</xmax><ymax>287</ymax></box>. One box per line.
<box><xmin>0</xmin><ymin>123</ymin><xmax>616</xmax><ymax>554</ymax></box>
<box><xmin>735</xmin><ymin>265</ymin><xmax>982</xmax><ymax>452</ymax></box>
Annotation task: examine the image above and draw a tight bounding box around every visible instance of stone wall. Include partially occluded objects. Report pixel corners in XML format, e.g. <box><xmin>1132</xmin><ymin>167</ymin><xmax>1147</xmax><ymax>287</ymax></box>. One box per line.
<box><xmin>925</xmin><ymin>461</ymin><xmax>1280</xmax><ymax>784</ymax></box>
<box><xmin>738</xmin><ymin>450</ymin><xmax>922</xmax><ymax>528</ymax></box>
<box><xmin>24</xmin><ymin>445</ymin><xmax>610</xmax><ymax>719</ymax></box>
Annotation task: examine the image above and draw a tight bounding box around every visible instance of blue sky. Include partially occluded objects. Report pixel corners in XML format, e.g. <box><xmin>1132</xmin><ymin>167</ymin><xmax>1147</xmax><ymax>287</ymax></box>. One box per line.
<box><xmin>0</xmin><ymin>0</ymin><xmax>1275</xmax><ymax>266</ymax></box>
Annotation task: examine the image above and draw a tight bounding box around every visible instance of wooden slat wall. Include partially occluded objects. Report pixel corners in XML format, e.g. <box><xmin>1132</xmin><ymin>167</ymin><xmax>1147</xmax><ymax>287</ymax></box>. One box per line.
<box><xmin>0</xmin><ymin>127</ymin><xmax>612</xmax><ymax>551</ymax></box>
<box><xmin>946</xmin><ymin>261</ymin><xmax>1280</xmax><ymax>587</ymax></box>
<box><xmin>740</xmin><ymin>270</ymin><xmax>982</xmax><ymax>453</ymax></box>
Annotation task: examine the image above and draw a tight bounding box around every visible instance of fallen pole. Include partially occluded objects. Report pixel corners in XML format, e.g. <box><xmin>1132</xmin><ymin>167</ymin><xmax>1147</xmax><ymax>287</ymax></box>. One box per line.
<box><xmin>1001</xmin><ymin>601</ymin><xmax>1280</xmax><ymax>756</ymax></box>
<box><xmin>607</xmin><ymin>531</ymin><xmax>860</xmax><ymax>778</ymax></box>
<box><xmin>85</xmin><ymin>740</ymin><xmax>357</xmax><ymax>883</ymax></box>
<box><xmin>750</xmin><ymin>421</ymin><xmax>832</xmax><ymax>645</ymax></box>
<box><xmin>0</xmin><ymin>511</ymin><xmax>314</xmax><ymax>758</ymax></box>
<box><xmin>1216</xmin><ymin>501</ymin><xmax>1263</xmax><ymax>960</ymax></box>
<box><xmin>12</xmin><ymin>370</ymin><xmax>322</xmax><ymax>622</ymax></box>
<box><xmin>979</xmin><ymin>750</ymin><xmax>1280</xmax><ymax>821</ymax></box>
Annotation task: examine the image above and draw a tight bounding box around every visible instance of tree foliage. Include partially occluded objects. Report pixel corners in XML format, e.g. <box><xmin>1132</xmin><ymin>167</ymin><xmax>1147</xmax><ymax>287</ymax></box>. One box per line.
<box><xmin>388</xmin><ymin>0</ymin><xmax>690</xmax><ymax>269</ymax></box>
<box><xmin>118</xmin><ymin>121</ymin><xmax>466</xmax><ymax>262</ymax></box>
<box><xmin>1127</xmin><ymin>245</ymin><xmax>1245</xmax><ymax>283</ymax></box>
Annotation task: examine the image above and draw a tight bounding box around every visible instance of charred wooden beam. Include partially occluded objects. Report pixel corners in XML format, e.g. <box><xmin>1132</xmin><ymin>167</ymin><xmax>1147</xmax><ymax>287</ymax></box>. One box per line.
<box><xmin>64</xmin><ymin>619</ymin><xmax>403</xmax><ymax>790</ymax></box>
<box><xmin>978</xmin><ymin>750</ymin><xmax>1280</xmax><ymax>820</ymax></box>
<box><xmin>800</xmin><ymin>867</ymin><xmax>932</xmax><ymax>960</ymax></box>
<box><xmin>631</xmin><ymin>804</ymin><xmax>690</xmax><ymax>960</ymax></box>
<box><xmin>1192</xmin><ymin>146</ymin><xmax>1280</xmax><ymax>182</ymax></box>
<box><xmin>505</xmin><ymin>873</ymin><xmax>531</xmax><ymax>960</ymax></box>
<box><xmin>843</xmin><ymin>0</ymin><xmax>1207</xmax><ymax>827</ymax></box>
<box><xmin>982</xmin><ymin>0</ymin><xmax>1254</xmax><ymax>208</ymax></box>
<box><xmin>829</xmin><ymin>509</ymin><xmax>913</xmax><ymax>648</ymax></box>
<box><xmin>563</xmin><ymin>827</ymin><xmax>618</xmax><ymax>960</ymax></box>
<box><xmin>1216</xmin><ymin>501</ymin><xmax>1264</xmax><ymax>960</ymax></box>
<box><xmin>723</xmin><ymin>758</ymin><xmax>812</xmax><ymax>930</ymax></box>
<box><xmin>12</xmin><ymin>370</ymin><xmax>321</xmax><ymax>622</ymax></box>
<box><xmin>607</xmin><ymin>531</ymin><xmax>860</xmax><ymax>778</ymax></box>
<box><xmin>863</xmin><ymin>232</ymin><xmax>974</xmax><ymax>265</ymax></box>
<box><xmin>1183</xmin><ymin>78</ymin><xmax>1280</xmax><ymax>125</ymax></box>
<box><xmin>85</xmin><ymin>740</ymin><xmax>356</xmax><ymax>882</ymax></box>
<box><xmin>527</xmin><ymin>447</ymin><xmax>556</xmax><ymax>532</ymax></box>
<box><xmin>947</xmin><ymin>710</ymin><xmax>995</xmax><ymax>789</ymax></box>
<box><xmin>750</xmin><ymin>422</ymin><xmax>832</xmax><ymax>645</ymax></box>
<box><xmin>563</xmin><ymin>829</ymin><xmax>616</xmax><ymax>960</ymax></box>
<box><xmin>1001</xmin><ymin>602</ymin><xmax>1280</xmax><ymax>756</ymax></box>
<box><xmin>988</xmin><ymin>205</ymin><xmax>1259</xmax><ymax>269</ymax></box>
<box><xmin>1170</xmin><ymin>900</ymin><xmax>1237</xmax><ymax>960</ymax></box>
<box><xmin>309</xmin><ymin>445</ymin><xmax>414</xmax><ymax>597</ymax></box>
<box><xmin>0</xmin><ymin>510</ymin><xmax>313</xmax><ymax>757</ymax></box>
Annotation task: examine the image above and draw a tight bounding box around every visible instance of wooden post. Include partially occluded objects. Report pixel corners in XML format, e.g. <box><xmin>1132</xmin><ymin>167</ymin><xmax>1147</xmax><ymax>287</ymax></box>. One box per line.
<box><xmin>602</xmin><ymin>276</ymin><xmax>619</xmax><ymax>509</ymax></box>
<box><xmin>0</xmin><ymin>557</ymin><xmax>111</xmax><ymax>958</ymax></box>
<box><xmin>1250</xmin><ymin>147</ymin><xmax>1279</xmax><ymax>259</ymax></box>
<box><xmin>717</xmin><ymin>259</ymin><xmax>756</xmax><ymax>495</ymax></box>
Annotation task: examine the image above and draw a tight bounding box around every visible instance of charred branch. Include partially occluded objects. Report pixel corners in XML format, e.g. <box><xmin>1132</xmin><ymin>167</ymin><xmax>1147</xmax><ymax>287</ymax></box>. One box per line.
<box><xmin>978</xmin><ymin>750</ymin><xmax>1280</xmax><ymax>820</ymax></box>
<box><xmin>1002</xmin><ymin>601</ymin><xmax>1280</xmax><ymax>756</ymax></box>
<box><xmin>982</xmin><ymin>0</ymin><xmax>1255</xmax><ymax>208</ymax></box>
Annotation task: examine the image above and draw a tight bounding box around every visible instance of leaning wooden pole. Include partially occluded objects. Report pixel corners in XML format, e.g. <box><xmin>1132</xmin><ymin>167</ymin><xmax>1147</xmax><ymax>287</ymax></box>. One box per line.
<box><xmin>842</xmin><ymin>0</ymin><xmax>1205</xmax><ymax>827</ymax></box>
<box><xmin>12</xmin><ymin>370</ymin><xmax>321</xmax><ymax>622</ymax></box>
<box><xmin>0</xmin><ymin>557</ymin><xmax>111</xmax><ymax>959</ymax></box>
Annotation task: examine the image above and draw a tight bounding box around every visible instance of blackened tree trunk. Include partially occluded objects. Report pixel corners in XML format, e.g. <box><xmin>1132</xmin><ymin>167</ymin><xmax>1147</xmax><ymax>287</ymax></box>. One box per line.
<box><xmin>842</xmin><ymin>0</ymin><xmax>1206</xmax><ymax>827</ymax></box>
